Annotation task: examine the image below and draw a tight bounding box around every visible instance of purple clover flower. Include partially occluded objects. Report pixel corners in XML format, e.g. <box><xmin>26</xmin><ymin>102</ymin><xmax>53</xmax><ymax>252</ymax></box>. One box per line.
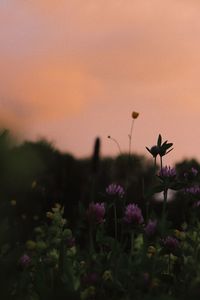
<box><xmin>184</xmin><ymin>167</ymin><xmax>198</xmax><ymax>179</ymax></box>
<box><xmin>158</xmin><ymin>166</ymin><xmax>176</xmax><ymax>178</ymax></box>
<box><xmin>144</xmin><ymin>219</ymin><xmax>157</xmax><ymax>237</ymax></box>
<box><xmin>124</xmin><ymin>203</ymin><xmax>144</xmax><ymax>225</ymax></box>
<box><xmin>87</xmin><ymin>202</ymin><xmax>105</xmax><ymax>224</ymax></box>
<box><xmin>106</xmin><ymin>183</ymin><xmax>125</xmax><ymax>198</ymax></box>
<box><xmin>191</xmin><ymin>167</ymin><xmax>198</xmax><ymax>176</ymax></box>
<box><xmin>185</xmin><ymin>186</ymin><xmax>200</xmax><ymax>195</ymax></box>
<box><xmin>19</xmin><ymin>254</ymin><xmax>31</xmax><ymax>267</ymax></box>
<box><xmin>162</xmin><ymin>236</ymin><xmax>179</xmax><ymax>253</ymax></box>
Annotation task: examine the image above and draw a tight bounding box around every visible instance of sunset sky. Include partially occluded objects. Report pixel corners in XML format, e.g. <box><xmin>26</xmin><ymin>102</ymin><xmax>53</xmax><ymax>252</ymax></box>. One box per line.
<box><xmin>1</xmin><ymin>0</ymin><xmax>200</xmax><ymax>164</ymax></box>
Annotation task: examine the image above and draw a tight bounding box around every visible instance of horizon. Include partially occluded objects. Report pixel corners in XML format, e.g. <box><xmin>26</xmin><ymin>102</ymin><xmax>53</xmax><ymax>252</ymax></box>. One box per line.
<box><xmin>1</xmin><ymin>1</ymin><xmax>200</xmax><ymax>165</ymax></box>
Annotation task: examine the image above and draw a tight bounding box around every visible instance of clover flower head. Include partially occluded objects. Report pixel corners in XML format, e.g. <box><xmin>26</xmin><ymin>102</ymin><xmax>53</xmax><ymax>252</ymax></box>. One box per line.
<box><xmin>106</xmin><ymin>183</ymin><xmax>125</xmax><ymax>198</ymax></box>
<box><xmin>191</xmin><ymin>167</ymin><xmax>198</xmax><ymax>176</ymax></box>
<box><xmin>185</xmin><ymin>186</ymin><xmax>200</xmax><ymax>195</ymax></box>
<box><xmin>158</xmin><ymin>166</ymin><xmax>176</xmax><ymax>178</ymax></box>
<box><xmin>124</xmin><ymin>203</ymin><xmax>144</xmax><ymax>225</ymax></box>
<box><xmin>144</xmin><ymin>219</ymin><xmax>157</xmax><ymax>237</ymax></box>
<box><xmin>162</xmin><ymin>236</ymin><xmax>179</xmax><ymax>253</ymax></box>
<box><xmin>19</xmin><ymin>254</ymin><xmax>31</xmax><ymax>267</ymax></box>
<box><xmin>87</xmin><ymin>202</ymin><xmax>105</xmax><ymax>224</ymax></box>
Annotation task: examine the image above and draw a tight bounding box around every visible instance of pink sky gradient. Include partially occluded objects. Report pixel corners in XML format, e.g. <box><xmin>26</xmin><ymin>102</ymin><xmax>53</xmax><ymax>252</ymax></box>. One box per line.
<box><xmin>1</xmin><ymin>0</ymin><xmax>200</xmax><ymax>164</ymax></box>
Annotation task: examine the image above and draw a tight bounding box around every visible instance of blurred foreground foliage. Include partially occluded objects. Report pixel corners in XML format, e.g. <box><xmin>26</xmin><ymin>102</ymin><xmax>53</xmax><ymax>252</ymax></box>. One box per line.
<box><xmin>0</xmin><ymin>129</ymin><xmax>200</xmax><ymax>299</ymax></box>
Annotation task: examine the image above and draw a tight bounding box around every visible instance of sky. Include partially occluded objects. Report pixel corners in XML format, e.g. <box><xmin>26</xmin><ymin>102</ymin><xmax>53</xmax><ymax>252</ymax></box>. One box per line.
<box><xmin>1</xmin><ymin>0</ymin><xmax>200</xmax><ymax>164</ymax></box>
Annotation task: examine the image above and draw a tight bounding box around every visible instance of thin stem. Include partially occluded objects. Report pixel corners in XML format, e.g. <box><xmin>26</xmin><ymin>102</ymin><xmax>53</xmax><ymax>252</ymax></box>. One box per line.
<box><xmin>168</xmin><ymin>254</ymin><xmax>171</xmax><ymax>274</ymax></box>
<box><xmin>161</xmin><ymin>187</ymin><xmax>168</xmax><ymax>234</ymax></box>
<box><xmin>114</xmin><ymin>203</ymin><xmax>118</xmax><ymax>240</ymax></box>
<box><xmin>130</xmin><ymin>231</ymin><xmax>134</xmax><ymax>257</ymax></box>
<box><xmin>154</xmin><ymin>157</ymin><xmax>157</xmax><ymax>175</ymax></box>
<box><xmin>108</xmin><ymin>136</ymin><xmax>122</xmax><ymax>154</ymax></box>
<box><xmin>160</xmin><ymin>156</ymin><xmax>163</xmax><ymax>170</ymax></box>
<box><xmin>128</xmin><ymin>119</ymin><xmax>135</xmax><ymax>160</ymax></box>
<box><xmin>89</xmin><ymin>225</ymin><xmax>94</xmax><ymax>254</ymax></box>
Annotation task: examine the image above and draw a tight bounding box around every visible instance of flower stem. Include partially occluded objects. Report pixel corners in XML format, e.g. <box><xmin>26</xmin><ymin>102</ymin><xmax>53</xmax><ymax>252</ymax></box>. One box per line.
<box><xmin>154</xmin><ymin>157</ymin><xmax>157</xmax><ymax>174</ymax></box>
<box><xmin>161</xmin><ymin>187</ymin><xmax>168</xmax><ymax>234</ymax></box>
<box><xmin>160</xmin><ymin>156</ymin><xmax>163</xmax><ymax>170</ymax></box>
<box><xmin>89</xmin><ymin>225</ymin><xmax>94</xmax><ymax>254</ymax></box>
<box><xmin>108</xmin><ymin>136</ymin><xmax>122</xmax><ymax>154</ymax></box>
<box><xmin>114</xmin><ymin>203</ymin><xmax>118</xmax><ymax>240</ymax></box>
<box><xmin>130</xmin><ymin>231</ymin><xmax>134</xmax><ymax>257</ymax></box>
<box><xmin>168</xmin><ymin>254</ymin><xmax>171</xmax><ymax>274</ymax></box>
<box><xmin>128</xmin><ymin>119</ymin><xmax>135</xmax><ymax>160</ymax></box>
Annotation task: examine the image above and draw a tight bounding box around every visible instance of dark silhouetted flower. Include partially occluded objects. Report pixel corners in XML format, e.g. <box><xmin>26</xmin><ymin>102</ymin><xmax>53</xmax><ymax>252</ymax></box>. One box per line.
<box><xmin>146</xmin><ymin>134</ymin><xmax>173</xmax><ymax>158</ymax></box>
<box><xmin>86</xmin><ymin>202</ymin><xmax>105</xmax><ymax>224</ymax></box>
<box><xmin>106</xmin><ymin>183</ymin><xmax>125</xmax><ymax>198</ymax></box>
<box><xmin>144</xmin><ymin>219</ymin><xmax>157</xmax><ymax>237</ymax></box>
<box><xmin>124</xmin><ymin>203</ymin><xmax>144</xmax><ymax>225</ymax></box>
<box><xmin>132</xmin><ymin>111</ymin><xmax>139</xmax><ymax>119</ymax></box>
<box><xmin>158</xmin><ymin>166</ymin><xmax>176</xmax><ymax>179</ymax></box>
<box><xmin>19</xmin><ymin>254</ymin><xmax>31</xmax><ymax>267</ymax></box>
<box><xmin>185</xmin><ymin>186</ymin><xmax>200</xmax><ymax>195</ymax></box>
<box><xmin>162</xmin><ymin>236</ymin><xmax>179</xmax><ymax>253</ymax></box>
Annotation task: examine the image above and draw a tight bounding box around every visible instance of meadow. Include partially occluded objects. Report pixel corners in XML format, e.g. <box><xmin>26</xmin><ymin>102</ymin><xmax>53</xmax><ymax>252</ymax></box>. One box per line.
<box><xmin>1</xmin><ymin>128</ymin><xmax>200</xmax><ymax>300</ymax></box>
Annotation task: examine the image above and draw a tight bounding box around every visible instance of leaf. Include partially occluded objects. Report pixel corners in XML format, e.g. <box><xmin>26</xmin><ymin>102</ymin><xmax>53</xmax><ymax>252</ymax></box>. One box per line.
<box><xmin>145</xmin><ymin>147</ymin><xmax>152</xmax><ymax>153</ymax></box>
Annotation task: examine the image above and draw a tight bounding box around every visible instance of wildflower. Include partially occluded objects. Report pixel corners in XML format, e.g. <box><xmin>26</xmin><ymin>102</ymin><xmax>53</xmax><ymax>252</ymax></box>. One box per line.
<box><xmin>86</xmin><ymin>202</ymin><xmax>105</xmax><ymax>225</ymax></box>
<box><xmin>191</xmin><ymin>167</ymin><xmax>198</xmax><ymax>176</ymax></box>
<box><xmin>185</xmin><ymin>186</ymin><xmax>200</xmax><ymax>195</ymax></box>
<box><xmin>158</xmin><ymin>166</ymin><xmax>176</xmax><ymax>179</ymax></box>
<box><xmin>146</xmin><ymin>134</ymin><xmax>173</xmax><ymax>158</ymax></box>
<box><xmin>36</xmin><ymin>241</ymin><xmax>47</xmax><ymax>251</ymax></box>
<box><xmin>10</xmin><ymin>199</ymin><xmax>16</xmax><ymax>206</ymax></box>
<box><xmin>174</xmin><ymin>229</ymin><xmax>186</xmax><ymax>240</ymax></box>
<box><xmin>102</xmin><ymin>270</ymin><xmax>113</xmax><ymax>281</ymax></box>
<box><xmin>144</xmin><ymin>220</ymin><xmax>157</xmax><ymax>237</ymax></box>
<box><xmin>146</xmin><ymin>145</ymin><xmax>160</xmax><ymax>158</ymax></box>
<box><xmin>80</xmin><ymin>260</ymin><xmax>86</xmax><ymax>269</ymax></box>
<box><xmin>162</xmin><ymin>236</ymin><xmax>179</xmax><ymax>253</ymax></box>
<box><xmin>147</xmin><ymin>245</ymin><xmax>156</xmax><ymax>258</ymax></box>
<box><xmin>19</xmin><ymin>254</ymin><xmax>31</xmax><ymax>267</ymax></box>
<box><xmin>124</xmin><ymin>203</ymin><xmax>144</xmax><ymax>225</ymax></box>
<box><xmin>26</xmin><ymin>240</ymin><xmax>36</xmax><ymax>250</ymax></box>
<box><xmin>47</xmin><ymin>249</ymin><xmax>59</xmax><ymax>263</ymax></box>
<box><xmin>106</xmin><ymin>183</ymin><xmax>125</xmax><ymax>198</ymax></box>
<box><xmin>132</xmin><ymin>111</ymin><xmax>139</xmax><ymax>119</ymax></box>
<box><xmin>46</xmin><ymin>211</ymin><xmax>54</xmax><ymax>219</ymax></box>
<box><xmin>67</xmin><ymin>246</ymin><xmax>76</xmax><ymax>257</ymax></box>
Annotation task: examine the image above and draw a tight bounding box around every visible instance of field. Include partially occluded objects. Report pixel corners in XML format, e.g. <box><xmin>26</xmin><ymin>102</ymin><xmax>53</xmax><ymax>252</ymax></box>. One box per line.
<box><xmin>1</xmin><ymin>130</ymin><xmax>200</xmax><ymax>300</ymax></box>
